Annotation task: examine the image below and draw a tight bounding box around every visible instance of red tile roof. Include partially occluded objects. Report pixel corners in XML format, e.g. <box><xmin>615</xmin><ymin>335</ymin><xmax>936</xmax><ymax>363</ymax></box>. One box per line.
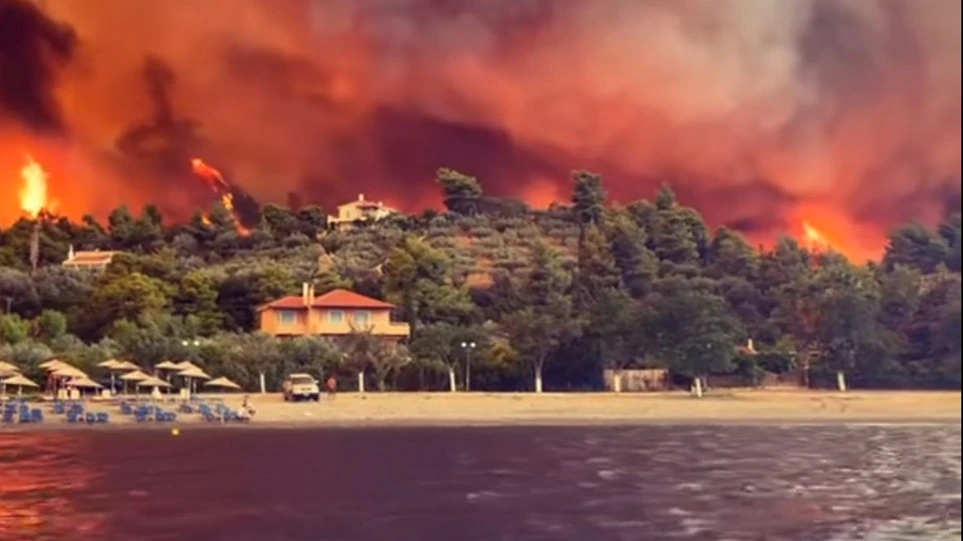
<box><xmin>258</xmin><ymin>289</ymin><xmax>395</xmax><ymax>311</ymax></box>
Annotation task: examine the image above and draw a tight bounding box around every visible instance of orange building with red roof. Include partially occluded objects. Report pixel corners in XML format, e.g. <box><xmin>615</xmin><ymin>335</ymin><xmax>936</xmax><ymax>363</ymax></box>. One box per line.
<box><xmin>258</xmin><ymin>284</ymin><xmax>410</xmax><ymax>339</ymax></box>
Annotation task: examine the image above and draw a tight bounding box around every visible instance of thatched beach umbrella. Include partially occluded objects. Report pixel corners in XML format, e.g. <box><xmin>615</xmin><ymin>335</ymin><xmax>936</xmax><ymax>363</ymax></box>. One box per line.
<box><xmin>67</xmin><ymin>377</ymin><xmax>104</xmax><ymax>396</ymax></box>
<box><xmin>137</xmin><ymin>376</ymin><xmax>173</xmax><ymax>389</ymax></box>
<box><xmin>0</xmin><ymin>360</ymin><xmax>20</xmax><ymax>374</ymax></box>
<box><xmin>173</xmin><ymin>361</ymin><xmax>202</xmax><ymax>372</ymax></box>
<box><xmin>97</xmin><ymin>359</ymin><xmax>130</xmax><ymax>392</ymax></box>
<box><xmin>2</xmin><ymin>373</ymin><xmax>40</xmax><ymax>396</ymax></box>
<box><xmin>178</xmin><ymin>366</ymin><xmax>210</xmax><ymax>397</ymax></box>
<box><xmin>113</xmin><ymin>361</ymin><xmax>141</xmax><ymax>372</ymax></box>
<box><xmin>119</xmin><ymin>370</ymin><xmax>150</xmax><ymax>395</ymax></box>
<box><xmin>52</xmin><ymin>365</ymin><xmax>88</xmax><ymax>379</ymax></box>
<box><xmin>154</xmin><ymin>360</ymin><xmax>181</xmax><ymax>382</ymax></box>
<box><xmin>204</xmin><ymin>377</ymin><xmax>242</xmax><ymax>391</ymax></box>
<box><xmin>136</xmin><ymin>376</ymin><xmax>173</xmax><ymax>401</ymax></box>
<box><xmin>40</xmin><ymin>359</ymin><xmax>70</xmax><ymax>371</ymax></box>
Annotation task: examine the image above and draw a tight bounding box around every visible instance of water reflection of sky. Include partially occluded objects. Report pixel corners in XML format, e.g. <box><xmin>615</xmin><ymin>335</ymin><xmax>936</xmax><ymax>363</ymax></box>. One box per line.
<box><xmin>0</xmin><ymin>425</ymin><xmax>959</xmax><ymax>541</ymax></box>
<box><xmin>0</xmin><ymin>433</ymin><xmax>106</xmax><ymax>540</ymax></box>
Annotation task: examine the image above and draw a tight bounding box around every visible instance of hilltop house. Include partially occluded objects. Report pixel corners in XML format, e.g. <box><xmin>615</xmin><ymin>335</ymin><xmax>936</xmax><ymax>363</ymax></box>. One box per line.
<box><xmin>258</xmin><ymin>285</ymin><xmax>410</xmax><ymax>340</ymax></box>
<box><xmin>62</xmin><ymin>246</ymin><xmax>117</xmax><ymax>270</ymax></box>
<box><xmin>327</xmin><ymin>194</ymin><xmax>397</xmax><ymax>230</ymax></box>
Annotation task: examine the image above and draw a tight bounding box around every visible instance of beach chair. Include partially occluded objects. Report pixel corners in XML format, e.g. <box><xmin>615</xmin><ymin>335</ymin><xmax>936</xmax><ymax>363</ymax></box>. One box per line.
<box><xmin>30</xmin><ymin>409</ymin><xmax>43</xmax><ymax>423</ymax></box>
<box><xmin>2</xmin><ymin>411</ymin><xmax>15</xmax><ymax>423</ymax></box>
<box><xmin>96</xmin><ymin>412</ymin><xmax>109</xmax><ymax>423</ymax></box>
<box><xmin>120</xmin><ymin>402</ymin><xmax>132</xmax><ymax>415</ymax></box>
<box><xmin>85</xmin><ymin>412</ymin><xmax>97</xmax><ymax>424</ymax></box>
<box><xmin>53</xmin><ymin>402</ymin><xmax>66</xmax><ymax>414</ymax></box>
<box><xmin>19</xmin><ymin>412</ymin><xmax>31</xmax><ymax>423</ymax></box>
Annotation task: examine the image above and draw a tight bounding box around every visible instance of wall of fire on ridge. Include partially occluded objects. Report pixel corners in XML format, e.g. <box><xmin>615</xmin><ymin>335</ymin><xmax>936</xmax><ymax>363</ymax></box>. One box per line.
<box><xmin>0</xmin><ymin>0</ymin><xmax>960</xmax><ymax>261</ymax></box>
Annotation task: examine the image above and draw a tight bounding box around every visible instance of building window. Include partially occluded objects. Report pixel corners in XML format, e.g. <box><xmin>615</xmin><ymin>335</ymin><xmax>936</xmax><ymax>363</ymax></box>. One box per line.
<box><xmin>354</xmin><ymin>310</ymin><xmax>370</xmax><ymax>327</ymax></box>
<box><xmin>329</xmin><ymin>310</ymin><xmax>344</xmax><ymax>324</ymax></box>
<box><xmin>278</xmin><ymin>310</ymin><xmax>299</xmax><ymax>326</ymax></box>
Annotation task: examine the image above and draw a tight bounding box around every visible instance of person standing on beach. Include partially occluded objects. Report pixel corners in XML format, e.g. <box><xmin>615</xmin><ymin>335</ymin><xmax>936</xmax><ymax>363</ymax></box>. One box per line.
<box><xmin>326</xmin><ymin>376</ymin><xmax>337</xmax><ymax>399</ymax></box>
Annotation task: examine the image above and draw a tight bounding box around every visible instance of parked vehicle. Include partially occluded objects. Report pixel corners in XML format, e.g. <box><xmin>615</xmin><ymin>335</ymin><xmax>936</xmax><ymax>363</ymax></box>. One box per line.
<box><xmin>282</xmin><ymin>373</ymin><xmax>320</xmax><ymax>402</ymax></box>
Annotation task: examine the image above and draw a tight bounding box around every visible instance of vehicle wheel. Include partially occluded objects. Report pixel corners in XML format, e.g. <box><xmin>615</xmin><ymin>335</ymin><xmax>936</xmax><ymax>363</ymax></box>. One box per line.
<box><xmin>312</xmin><ymin>394</ymin><xmax>320</xmax><ymax>402</ymax></box>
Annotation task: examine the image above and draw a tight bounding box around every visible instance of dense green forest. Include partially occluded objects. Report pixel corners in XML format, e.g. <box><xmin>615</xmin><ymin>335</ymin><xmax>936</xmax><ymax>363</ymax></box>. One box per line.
<box><xmin>1</xmin><ymin>169</ymin><xmax>960</xmax><ymax>392</ymax></box>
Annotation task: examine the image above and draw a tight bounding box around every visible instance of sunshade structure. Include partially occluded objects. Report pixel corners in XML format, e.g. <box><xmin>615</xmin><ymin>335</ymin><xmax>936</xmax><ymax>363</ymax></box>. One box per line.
<box><xmin>97</xmin><ymin>359</ymin><xmax>133</xmax><ymax>392</ymax></box>
<box><xmin>40</xmin><ymin>359</ymin><xmax>69</xmax><ymax>371</ymax></box>
<box><xmin>204</xmin><ymin>377</ymin><xmax>242</xmax><ymax>391</ymax></box>
<box><xmin>137</xmin><ymin>376</ymin><xmax>173</xmax><ymax>389</ymax></box>
<box><xmin>0</xmin><ymin>361</ymin><xmax>20</xmax><ymax>374</ymax></box>
<box><xmin>155</xmin><ymin>361</ymin><xmax>181</xmax><ymax>371</ymax></box>
<box><xmin>67</xmin><ymin>377</ymin><xmax>104</xmax><ymax>390</ymax></box>
<box><xmin>178</xmin><ymin>366</ymin><xmax>211</xmax><ymax>380</ymax></box>
<box><xmin>173</xmin><ymin>361</ymin><xmax>202</xmax><ymax>372</ymax></box>
<box><xmin>52</xmin><ymin>365</ymin><xmax>88</xmax><ymax>379</ymax></box>
<box><xmin>113</xmin><ymin>361</ymin><xmax>141</xmax><ymax>372</ymax></box>
<box><xmin>119</xmin><ymin>370</ymin><xmax>151</xmax><ymax>395</ymax></box>
<box><xmin>1</xmin><ymin>373</ymin><xmax>40</xmax><ymax>396</ymax></box>
<box><xmin>178</xmin><ymin>366</ymin><xmax>210</xmax><ymax>397</ymax></box>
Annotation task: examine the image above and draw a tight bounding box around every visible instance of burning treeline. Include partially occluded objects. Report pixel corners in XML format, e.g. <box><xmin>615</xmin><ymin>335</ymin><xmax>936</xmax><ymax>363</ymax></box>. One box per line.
<box><xmin>1</xmin><ymin>0</ymin><xmax>960</xmax><ymax>261</ymax></box>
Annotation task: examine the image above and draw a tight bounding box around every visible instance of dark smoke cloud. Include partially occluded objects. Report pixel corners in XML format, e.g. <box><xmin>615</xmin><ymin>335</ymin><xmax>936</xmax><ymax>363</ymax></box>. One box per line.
<box><xmin>2</xmin><ymin>0</ymin><xmax>961</xmax><ymax>258</ymax></box>
<box><xmin>0</xmin><ymin>0</ymin><xmax>76</xmax><ymax>132</ymax></box>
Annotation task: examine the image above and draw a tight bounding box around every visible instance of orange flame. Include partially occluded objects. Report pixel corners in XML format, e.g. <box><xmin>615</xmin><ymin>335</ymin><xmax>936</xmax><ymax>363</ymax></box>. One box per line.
<box><xmin>190</xmin><ymin>157</ymin><xmax>250</xmax><ymax>236</ymax></box>
<box><xmin>802</xmin><ymin>221</ymin><xmax>832</xmax><ymax>252</ymax></box>
<box><xmin>19</xmin><ymin>156</ymin><xmax>49</xmax><ymax>218</ymax></box>
<box><xmin>190</xmin><ymin>158</ymin><xmax>230</xmax><ymax>192</ymax></box>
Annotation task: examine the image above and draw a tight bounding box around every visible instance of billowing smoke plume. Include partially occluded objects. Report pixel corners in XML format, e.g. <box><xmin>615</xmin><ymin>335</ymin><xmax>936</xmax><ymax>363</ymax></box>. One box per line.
<box><xmin>0</xmin><ymin>0</ymin><xmax>75</xmax><ymax>132</ymax></box>
<box><xmin>1</xmin><ymin>0</ymin><xmax>960</xmax><ymax>258</ymax></box>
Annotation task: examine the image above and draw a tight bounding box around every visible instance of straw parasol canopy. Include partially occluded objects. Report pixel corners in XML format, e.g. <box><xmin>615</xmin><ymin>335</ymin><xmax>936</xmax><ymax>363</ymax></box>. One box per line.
<box><xmin>173</xmin><ymin>361</ymin><xmax>202</xmax><ymax>372</ymax></box>
<box><xmin>52</xmin><ymin>365</ymin><xmax>89</xmax><ymax>379</ymax></box>
<box><xmin>2</xmin><ymin>374</ymin><xmax>39</xmax><ymax>387</ymax></box>
<box><xmin>204</xmin><ymin>377</ymin><xmax>242</xmax><ymax>391</ymax></box>
<box><xmin>97</xmin><ymin>359</ymin><xmax>121</xmax><ymax>369</ymax></box>
<box><xmin>136</xmin><ymin>376</ymin><xmax>173</xmax><ymax>389</ymax></box>
<box><xmin>119</xmin><ymin>370</ymin><xmax>150</xmax><ymax>382</ymax></box>
<box><xmin>0</xmin><ymin>361</ymin><xmax>20</xmax><ymax>374</ymax></box>
<box><xmin>178</xmin><ymin>366</ymin><xmax>211</xmax><ymax>380</ymax></box>
<box><xmin>155</xmin><ymin>361</ymin><xmax>181</xmax><ymax>370</ymax></box>
<box><xmin>67</xmin><ymin>377</ymin><xmax>103</xmax><ymax>389</ymax></box>
<box><xmin>113</xmin><ymin>361</ymin><xmax>141</xmax><ymax>371</ymax></box>
<box><xmin>40</xmin><ymin>359</ymin><xmax>70</xmax><ymax>371</ymax></box>
<box><xmin>1</xmin><ymin>373</ymin><xmax>40</xmax><ymax>395</ymax></box>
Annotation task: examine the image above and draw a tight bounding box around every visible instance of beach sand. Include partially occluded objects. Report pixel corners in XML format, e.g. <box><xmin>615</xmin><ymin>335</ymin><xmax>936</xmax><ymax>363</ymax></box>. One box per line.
<box><xmin>5</xmin><ymin>390</ymin><xmax>960</xmax><ymax>429</ymax></box>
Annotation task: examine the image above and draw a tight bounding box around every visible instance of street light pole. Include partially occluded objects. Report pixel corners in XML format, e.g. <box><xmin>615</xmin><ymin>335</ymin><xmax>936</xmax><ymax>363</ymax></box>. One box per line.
<box><xmin>461</xmin><ymin>341</ymin><xmax>476</xmax><ymax>392</ymax></box>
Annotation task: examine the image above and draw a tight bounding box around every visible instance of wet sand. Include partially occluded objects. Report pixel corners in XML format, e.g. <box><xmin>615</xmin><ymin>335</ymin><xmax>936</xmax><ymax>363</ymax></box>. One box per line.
<box><xmin>4</xmin><ymin>390</ymin><xmax>960</xmax><ymax>429</ymax></box>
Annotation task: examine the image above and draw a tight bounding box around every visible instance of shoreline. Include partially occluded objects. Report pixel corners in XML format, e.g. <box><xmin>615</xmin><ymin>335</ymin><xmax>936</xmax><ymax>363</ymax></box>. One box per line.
<box><xmin>2</xmin><ymin>390</ymin><xmax>960</xmax><ymax>432</ymax></box>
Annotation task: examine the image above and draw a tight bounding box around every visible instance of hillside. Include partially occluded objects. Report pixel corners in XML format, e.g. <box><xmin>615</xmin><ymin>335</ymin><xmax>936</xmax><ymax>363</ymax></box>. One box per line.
<box><xmin>1</xmin><ymin>172</ymin><xmax>960</xmax><ymax>393</ymax></box>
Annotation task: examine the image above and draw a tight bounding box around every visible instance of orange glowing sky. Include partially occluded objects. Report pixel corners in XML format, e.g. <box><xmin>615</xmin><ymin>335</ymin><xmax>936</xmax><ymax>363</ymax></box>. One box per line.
<box><xmin>1</xmin><ymin>0</ymin><xmax>959</xmax><ymax>263</ymax></box>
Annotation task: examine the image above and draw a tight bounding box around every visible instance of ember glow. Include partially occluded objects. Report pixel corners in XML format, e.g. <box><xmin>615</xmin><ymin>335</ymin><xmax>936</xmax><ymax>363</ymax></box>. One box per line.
<box><xmin>19</xmin><ymin>155</ymin><xmax>49</xmax><ymax>218</ymax></box>
<box><xmin>0</xmin><ymin>0</ymin><xmax>959</xmax><ymax>261</ymax></box>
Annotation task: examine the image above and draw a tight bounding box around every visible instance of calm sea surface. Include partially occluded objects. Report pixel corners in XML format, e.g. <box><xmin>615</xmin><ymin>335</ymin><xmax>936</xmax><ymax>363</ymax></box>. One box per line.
<box><xmin>0</xmin><ymin>424</ymin><xmax>960</xmax><ymax>541</ymax></box>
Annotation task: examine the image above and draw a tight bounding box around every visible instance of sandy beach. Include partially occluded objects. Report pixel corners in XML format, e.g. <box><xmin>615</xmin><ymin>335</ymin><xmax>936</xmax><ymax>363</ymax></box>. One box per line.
<box><xmin>3</xmin><ymin>390</ymin><xmax>960</xmax><ymax>429</ymax></box>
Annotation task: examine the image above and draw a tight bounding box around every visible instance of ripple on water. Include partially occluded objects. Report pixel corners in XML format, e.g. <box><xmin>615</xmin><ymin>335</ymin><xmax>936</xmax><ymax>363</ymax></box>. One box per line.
<box><xmin>0</xmin><ymin>423</ymin><xmax>959</xmax><ymax>541</ymax></box>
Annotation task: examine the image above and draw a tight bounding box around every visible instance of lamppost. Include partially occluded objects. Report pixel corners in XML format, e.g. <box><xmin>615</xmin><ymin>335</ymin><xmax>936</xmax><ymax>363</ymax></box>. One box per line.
<box><xmin>460</xmin><ymin>341</ymin><xmax>476</xmax><ymax>392</ymax></box>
